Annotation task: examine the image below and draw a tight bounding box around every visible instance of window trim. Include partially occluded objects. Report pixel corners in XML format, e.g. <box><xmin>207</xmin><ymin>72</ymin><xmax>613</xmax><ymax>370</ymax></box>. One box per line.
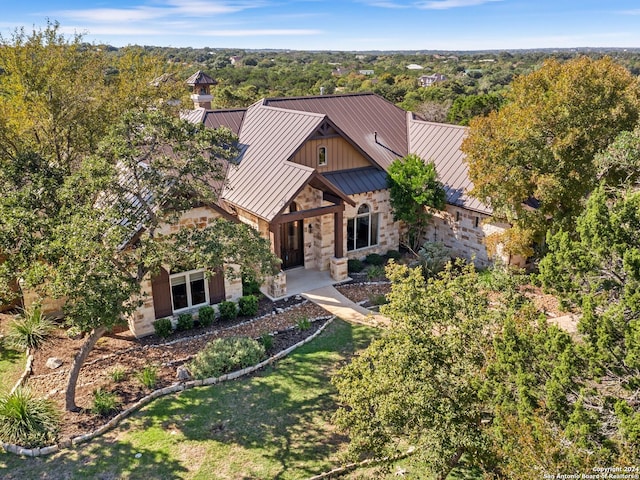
<box><xmin>317</xmin><ymin>145</ymin><xmax>327</xmax><ymax>166</ymax></box>
<box><xmin>347</xmin><ymin>203</ymin><xmax>379</xmax><ymax>252</ymax></box>
<box><xmin>169</xmin><ymin>268</ymin><xmax>210</xmax><ymax>314</ymax></box>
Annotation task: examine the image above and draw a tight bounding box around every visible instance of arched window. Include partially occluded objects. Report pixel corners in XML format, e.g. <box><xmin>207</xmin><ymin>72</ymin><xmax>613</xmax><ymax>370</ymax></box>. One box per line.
<box><xmin>347</xmin><ymin>203</ymin><xmax>379</xmax><ymax>251</ymax></box>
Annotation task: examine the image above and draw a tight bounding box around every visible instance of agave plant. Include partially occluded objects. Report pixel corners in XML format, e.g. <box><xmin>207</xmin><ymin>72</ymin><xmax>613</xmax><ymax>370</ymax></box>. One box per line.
<box><xmin>0</xmin><ymin>387</ymin><xmax>60</xmax><ymax>447</ymax></box>
<box><xmin>6</xmin><ymin>304</ymin><xmax>54</xmax><ymax>351</ymax></box>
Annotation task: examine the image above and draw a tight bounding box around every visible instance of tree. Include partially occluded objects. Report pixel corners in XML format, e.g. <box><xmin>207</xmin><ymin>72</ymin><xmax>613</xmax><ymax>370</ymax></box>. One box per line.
<box><xmin>0</xmin><ymin>26</ymin><xmax>278</xmax><ymax>412</ymax></box>
<box><xmin>462</xmin><ymin>56</ymin><xmax>640</xmax><ymax>254</ymax></box>
<box><xmin>333</xmin><ymin>262</ymin><xmax>496</xmax><ymax>479</ymax></box>
<box><xmin>387</xmin><ymin>154</ymin><xmax>446</xmax><ymax>252</ymax></box>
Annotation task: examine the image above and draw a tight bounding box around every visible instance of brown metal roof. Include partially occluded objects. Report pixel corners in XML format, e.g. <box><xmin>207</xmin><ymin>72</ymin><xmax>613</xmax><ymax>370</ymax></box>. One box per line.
<box><xmin>263</xmin><ymin>93</ymin><xmax>407</xmax><ymax>170</ymax></box>
<box><xmin>203</xmin><ymin>109</ymin><xmax>246</xmax><ymax>136</ymax></box>
<box><xmin>408</xmin><ymin>115</ymin><xmax>492</xmax><ymax>215</ymax></box>
<box><xmin>222</xmin><ymin>104</ymin><xmax>326</xmax><ymax>221</ymax></box>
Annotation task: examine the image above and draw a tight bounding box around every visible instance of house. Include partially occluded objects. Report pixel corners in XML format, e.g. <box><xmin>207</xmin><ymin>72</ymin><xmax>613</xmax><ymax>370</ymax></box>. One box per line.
<box><xmin>406</xmin><ymin>64</ymin><xmax>424</xmax><ymax>70</ymax></box>
<box><xmin>358</xmin><ymin>69</ymin><xmax>375</xmax><ymax>76</ymax></box>
<box><xmin>128</xmin><ymin>71</ymin><xmax>516</xmax><ymax>337</ymax></box>
<box><xmin>419</xmin><ymin>73</ymin><xmax>447</xmax><ymax>87</ymax></box>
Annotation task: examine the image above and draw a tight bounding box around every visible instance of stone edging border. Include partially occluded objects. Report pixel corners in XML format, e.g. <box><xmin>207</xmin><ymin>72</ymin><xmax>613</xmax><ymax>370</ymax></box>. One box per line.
<box><xmin>2</xmin><ymin>316</ymin><xmax>336</xmax><ymax>457</ymax></box>
<box><xmin>9</xmin><ymin>348</ymin><xmax>34</xmax><ymax>395</ymax></box>
<box><xmin>306</xmin><ymin>446</ymin><xmax>417</xmax><ymax>480</ymax></box>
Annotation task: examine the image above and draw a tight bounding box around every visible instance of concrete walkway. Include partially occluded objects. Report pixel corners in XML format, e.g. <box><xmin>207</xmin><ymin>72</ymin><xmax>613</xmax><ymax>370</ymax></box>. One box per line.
<box><xmin>302</xmin><ymin>285</ymin><xmax>390</xmax><ymax>328</ymax></box>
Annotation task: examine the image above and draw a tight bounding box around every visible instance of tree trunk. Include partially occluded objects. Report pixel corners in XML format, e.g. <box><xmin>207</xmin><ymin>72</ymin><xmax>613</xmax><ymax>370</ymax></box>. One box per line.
<box><xmin>438</xmin><ymin>447</ymin><xmax>465</xmax><ymax>480</ymax></box>
<box><xmin>65</xmin><ymin>326</ymin><xmax>107</xmax><ymax>412</ymax></box>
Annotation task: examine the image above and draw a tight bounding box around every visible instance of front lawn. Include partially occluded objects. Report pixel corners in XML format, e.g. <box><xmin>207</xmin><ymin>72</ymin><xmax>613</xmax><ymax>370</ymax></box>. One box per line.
<box><xmin>1</xmin><ymin>319</ymin><xmax>379</xmax><ymax>479</ymax></box>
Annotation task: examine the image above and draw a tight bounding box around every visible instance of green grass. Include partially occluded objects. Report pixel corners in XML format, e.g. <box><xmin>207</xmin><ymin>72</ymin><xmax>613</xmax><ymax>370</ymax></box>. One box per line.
<box><xmin>0</xmin><ymin>346</ymin><xmax>26</xmax><ymax>395</ymax></box>
<box><xmin>0</xmin><ymin>320</ymin><xmax>379</xmax><ymax>480</ymax></box>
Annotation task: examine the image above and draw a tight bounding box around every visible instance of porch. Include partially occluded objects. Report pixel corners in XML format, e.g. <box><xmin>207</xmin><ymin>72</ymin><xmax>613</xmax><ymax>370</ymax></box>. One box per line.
<box><xmin>261</xmin><ymin>266</ymin><xmax>351</xmax><ymax>301</ymax></box>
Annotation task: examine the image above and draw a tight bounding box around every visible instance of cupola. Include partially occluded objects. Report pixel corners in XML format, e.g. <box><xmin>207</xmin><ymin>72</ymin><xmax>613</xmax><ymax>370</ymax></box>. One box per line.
<box><xmin>185</xmin><ymin>70</ymin><xmax>216</xmax><ymax>109</ymax></box>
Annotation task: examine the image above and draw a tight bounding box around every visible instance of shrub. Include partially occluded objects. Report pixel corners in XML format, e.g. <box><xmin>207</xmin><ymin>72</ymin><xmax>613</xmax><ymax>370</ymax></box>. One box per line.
<box><xmin>0</xmin><ymin>387</ymin><xmax>59</xmax><ymax>448</ymax></box>
<box><xmin>136</xmin><ymin>365</ymin><xmax>158</xmax><ymax>389</ymax></box>
<box><xmin>198</xmin><ymin>306</ymin><xmax>216</xmax><ymax>327</ymax></box>
<box><xmin>189</xmin><ymin>337</ymin><xmax>265</xmax><ymax>379</ymax></box>
<box><xmin>260</xmin><ymin>333</ymin><xmax>274</xmax><ymax>351</ymax></box>
<box><xmin>368</xmin><ymin>293</ymin><xmax>388</xmax><ymax>306</ymax></box>
<box><xmin>238</xmin><ymin>295</ymin><xmax>259</xmax><ymax>317</ymax></box>
<box><xmin>242</xmin><ymin>273</ymin><xmax>262</xmax><ymax>297</ymax></box>
<box><xmin>367</xmin><ymin>265</ymin><xmax>386</xmax><ymax>281</ymax></box>
<box><xmin>218</xmin><ymin>301</ymin><xmax>238</xmax><ymax>321</ymax></box>
<box><xmin>386</xmin><ymin>249</ymin><xmax>402</xmax><ymax>261</ymax></box>
<box><xmin>415</xmin><ymin>241</ymin><xmax>451</xmax><ymax>279</ymax></box>
<box><xmin>91</xmin><ymin>388</ymin><xmax>119</xmax><ymax>416</ymax></box>
<box><xmin>66</xmin><ymin>325</ymin><xmax>83</xmax><ymax>340</ymax></box>
<box><xmin>6</xmin><ymin>304</ymin><xmax>54</xmax><ymax>351</ymax></box>
<box><xmin>347</xmin><ymin>259</ymin><xmax>365</xmax><ymax>273</ymax></box>
<box><xmin>153</xmin><ymin>317</ymin><xmax>173</xmax><ymax>339</ymax></box>
<box><xmin>296</xmin><ymin>316</ymin><xmax>311</xmax><ymax>331</ymax></box>
<box><xmin>110</xmin><ymin>366</ymin><xmax>126</xmax><ymax>382</ymax></box>
<box><xmin>365</xmin><ymin>253</ymin><xmax>385</xmax><ymax>266</ymax></box>
<box><xmin>176</xmin><ymin>313</ymin><xmax>194</xmax><ymax>331</ymax></box>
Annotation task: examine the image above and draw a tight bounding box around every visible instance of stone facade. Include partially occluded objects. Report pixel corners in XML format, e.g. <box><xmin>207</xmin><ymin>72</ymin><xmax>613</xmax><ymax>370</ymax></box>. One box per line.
<box><xmin>128</xmin><ymin>206</ymin><xmax>243</xmax><ymax>338</ymax></box>
<box><xmin>423</xmin><ymin>204</ymin><xmax>517</xmax><ymax>267</ymax></box>
<box><xmin>344</xmin><ymin>190</ymin><xmax>400</xmax><ymax>260</ymax></box>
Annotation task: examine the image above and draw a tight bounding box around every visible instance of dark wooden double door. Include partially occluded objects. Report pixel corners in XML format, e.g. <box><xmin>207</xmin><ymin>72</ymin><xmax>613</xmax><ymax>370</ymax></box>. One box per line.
<box><xmin>280</xmin><ymin>203</ymin><xmax>304</xmax><ymax>269</ymax></box>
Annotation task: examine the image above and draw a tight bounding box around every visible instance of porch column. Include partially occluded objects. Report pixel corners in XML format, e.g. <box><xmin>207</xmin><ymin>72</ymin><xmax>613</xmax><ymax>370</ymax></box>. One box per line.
<box><xmin>272</xmin><ymin>224</ymin><xmax>281</xmax><ymax>263</ymax></box>
<box><xmin>334</xmin><ymin>210</ymin><xmax>344</xmax><ymax>258</ymax></box>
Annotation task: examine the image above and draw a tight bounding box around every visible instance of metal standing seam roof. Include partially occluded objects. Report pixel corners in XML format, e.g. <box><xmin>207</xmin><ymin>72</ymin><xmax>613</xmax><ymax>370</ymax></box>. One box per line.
<box><xmin>322</xmin><ymin>167</ymin><xmax>389</xmax><ymax>195</ymax></box>
<box><xmin>222</xmin><ymin>104</ymin><xmax>326</xmax><ymax>221</ymax></box>
<box><xmin>262</xmin><ymin>93</ymin><xmax>408</xmax><ymax>170</ymax></box>
<box><xmin>408</xmin><ymin>115</ymin><xmax>492</xmax><ymax>215</ymax></box>
<box><xmin>203</xmin><ymin>109</ymin><xmax>246</xmax><ymax>135</ymax></box>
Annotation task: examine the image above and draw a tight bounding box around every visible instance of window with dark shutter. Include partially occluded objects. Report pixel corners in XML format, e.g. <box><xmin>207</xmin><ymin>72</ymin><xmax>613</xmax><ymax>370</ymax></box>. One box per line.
<box><xmin>151</xmin><ymin>267</ymin><xmax>173</xmax><ymax>319</ymax></box>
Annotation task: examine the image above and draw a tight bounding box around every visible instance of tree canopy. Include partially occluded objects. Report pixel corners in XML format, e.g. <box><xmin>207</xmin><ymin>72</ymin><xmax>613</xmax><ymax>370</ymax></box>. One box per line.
<box><xmin>462</xmin><ymin>56</ymin><xmax>640</xmax><ymax>254</ymax></box>
<box><xmin>387</xmin><ymin>153</ymin><xmax>446</xmax><ymax>252</ymax></box>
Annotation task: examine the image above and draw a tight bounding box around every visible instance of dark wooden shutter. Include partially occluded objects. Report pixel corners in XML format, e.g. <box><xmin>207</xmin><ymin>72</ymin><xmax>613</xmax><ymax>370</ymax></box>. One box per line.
<box><xmin>151</xmin><ymin>267</ymin><xmax>173</xmax><ymax>319</ymax></box>
<box><xmin>208</xmin><ymin>268</ymin><xmax>226</xmax><ymax>304</ymax></box>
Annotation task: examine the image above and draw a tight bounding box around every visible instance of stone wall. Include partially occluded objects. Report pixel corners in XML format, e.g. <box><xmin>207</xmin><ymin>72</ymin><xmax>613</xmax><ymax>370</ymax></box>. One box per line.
<box><xmin>422</xmin><ymin>204</ymin><xmax>512</xmax><ymax>267</ymax></box>
<box><xmin>344</xmin><ymin>190</ymin><xmax>400</xmax><ymax>260</ymax></box>
<box><xmin>128</xmin><ymin>206</ymin><xmax>243</xmax><ymax>338</ymax></box>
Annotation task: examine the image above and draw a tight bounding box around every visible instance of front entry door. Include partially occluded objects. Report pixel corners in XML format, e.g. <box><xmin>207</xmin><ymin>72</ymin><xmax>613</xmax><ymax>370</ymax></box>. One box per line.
<box><xmin>280</xmin><ymin>219</ymin><xmax>304</xmax><ymax>269</ymax></box>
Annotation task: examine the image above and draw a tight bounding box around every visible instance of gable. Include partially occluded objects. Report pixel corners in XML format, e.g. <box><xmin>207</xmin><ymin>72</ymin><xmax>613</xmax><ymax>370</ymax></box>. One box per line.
<box><xmin>291</xmin><ymin>136</ymin><xmax>374</xmax><ymax>173</ymax></box>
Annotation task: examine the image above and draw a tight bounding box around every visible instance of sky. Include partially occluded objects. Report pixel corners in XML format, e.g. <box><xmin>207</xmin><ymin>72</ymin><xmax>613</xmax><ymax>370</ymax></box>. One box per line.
<box><xmin>2</xmin><ymin>0</ymin><xmax>640</xmax><ymax>51</ymax></box>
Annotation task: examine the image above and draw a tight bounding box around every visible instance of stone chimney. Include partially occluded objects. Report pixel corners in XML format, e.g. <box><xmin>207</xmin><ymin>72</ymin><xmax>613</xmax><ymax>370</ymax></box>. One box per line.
<box><xmin>185</xmin><ymin>70</ymin><xmax>216</xmax><ymax>109</ymax></box>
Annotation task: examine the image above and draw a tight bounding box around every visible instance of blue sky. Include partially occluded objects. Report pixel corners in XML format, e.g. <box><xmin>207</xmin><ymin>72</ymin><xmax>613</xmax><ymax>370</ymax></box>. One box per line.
<box><xmin>2</xmin><ymin>0</ymin><xmax>640</xmax><ymax>51</ymax></box>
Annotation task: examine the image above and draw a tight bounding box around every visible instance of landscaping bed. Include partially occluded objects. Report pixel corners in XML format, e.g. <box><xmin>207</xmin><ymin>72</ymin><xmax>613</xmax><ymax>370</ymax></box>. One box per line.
<box><xmin>7</xmin><ymin>283</ymin><xmax>387</xmax><ymax>444</ymax></box>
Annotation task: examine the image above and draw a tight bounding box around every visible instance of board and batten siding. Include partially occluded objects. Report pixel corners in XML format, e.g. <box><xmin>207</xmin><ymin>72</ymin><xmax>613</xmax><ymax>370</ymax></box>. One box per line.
<box><xmin>291</xmin><ymin>137</ymin><xmax>372</xmax><ymax>172</ymax></box>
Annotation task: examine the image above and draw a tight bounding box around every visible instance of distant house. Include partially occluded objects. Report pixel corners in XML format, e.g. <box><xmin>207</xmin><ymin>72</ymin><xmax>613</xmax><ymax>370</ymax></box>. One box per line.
<box><xmin>126</xmin><ymin>70</ymin><xmax>521</xmax><ymax>337</ymax></box>
<box><xmin>358</xmin><ymin>69</ymin><xmax>374</xmax><ymax>76</ymax></box>
<box><xmin>229</xmin><ymin>56</ymin><xmax>242</xmax><ymax>65</ymax></box>
<box><xmin>419</xmin><ymin>74</ymin><xmax>447</xmax><ymax>87</ymax></box>
<box><xmin>406</xmin><ymin>64</ymin><xmax>424</xmax><ymax>70</ymax></box>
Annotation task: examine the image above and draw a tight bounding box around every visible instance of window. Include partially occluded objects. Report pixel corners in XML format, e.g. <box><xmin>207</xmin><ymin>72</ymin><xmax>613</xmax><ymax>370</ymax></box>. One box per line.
<box><xmin>347</xmin><ymin>204</ymin><xmax>379</xmax><ymax>251</ymax></box>
<box><xmin>317</xmin><ymin>146</ymin><xmax>327</xmax><ymax>166</ymax></box>
<box><xmin>475</xmin><ymin>216</ymin><xmax>480</xmax><ymax>228</ymax></box>
<box><xmin>170</xmin><ymin>269</ymin><xmax>208</xmax><ymax>313</ymax></box>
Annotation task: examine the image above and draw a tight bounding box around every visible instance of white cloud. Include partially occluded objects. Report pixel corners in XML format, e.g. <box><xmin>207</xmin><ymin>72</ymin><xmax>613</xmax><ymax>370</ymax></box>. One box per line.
<box><xmin>416</xmin><ymin>0</ymin><xmax>501</xmax><ymax>10</ymax></box>
<box><xmin>619</xmin><ymin>9</ymin><xmax>640</xmax><ymax>15</ymax></box>
<box><xmin>365</xmin><ymin>1</ymin><xmax>410</xmax><ymax>8</ymax></box>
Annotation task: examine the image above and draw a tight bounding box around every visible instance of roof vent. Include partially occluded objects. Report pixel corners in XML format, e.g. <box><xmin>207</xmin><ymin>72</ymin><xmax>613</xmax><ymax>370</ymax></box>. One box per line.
<box><xmin>320</xmin><ymin>86</ymin><xmax>325</xmax><ymax>95</ymax></box>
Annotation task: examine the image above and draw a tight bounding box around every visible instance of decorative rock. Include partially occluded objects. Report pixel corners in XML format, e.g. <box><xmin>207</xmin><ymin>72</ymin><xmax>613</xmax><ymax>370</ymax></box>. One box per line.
<box><xmin>134</xmin><ymin>453</ymin><xmax>142</xmax><ymax>458</ymax></box>
<box><xmin>45</xmin><ymin>357</ymin><xmax>63</xmax><ymax>370</ymax></box>
<box><xmin>176</xmin><ymin>366</ymin><xmax>191</xmax><ymax>381</ymax></box>
<box><xmin>295</xmin><ymin>295</ymin><xmax>302</xmax><ymax>301</ymax></box>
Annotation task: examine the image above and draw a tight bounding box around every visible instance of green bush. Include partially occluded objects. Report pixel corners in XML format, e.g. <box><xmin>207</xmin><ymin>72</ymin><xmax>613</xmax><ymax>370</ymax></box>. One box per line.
<box><xmin>368</xmin><ymin>293</ymin><xmax>388</xmax><ymax>306</ymax></box>
<box><xmin>238</xmin><ymin>295</ymin><xmax>259</xmax><ymax>317</ymax></box>
<box><xmin>242</xmin><ymin>273</ymin><xmax>262</xmax><ymax>296</ymax></box>
<box><xmin>198</xmin><ymin>306</ymin><xmax>216</xmax><ymax>327</ymax></box>
<box><xmin>110</xmin><ymin>366</ymin><xmax>126</xmax><ymax>382</ymax></box>
<box><xmin>367</xmin><ymin>265</ymin><xmax>386</xmax><ymax>281</ymax></box>
<box><xmin>152</xmin><ymin>317</ymin><xmax>173</xmax><ymax>339</ymax></box>
<box><xmin>91</xmin><ymin>388</ymin><xmax>119</xmax><ymax>417</ymax></box>
<box><xmin>260</xmin><ymin>333</ymin><xmax>274</xmax><ymax>351</ymax></box>
<box><xmin>218</xmin><ymin>301</ymin><xmax>238</xmax><ymax>321</ymax></box>
<box><xmin>136</xmin><ymin>365</ymin><xmax>158</xmax><ymax>389</ymax></box>
<box><xmin>6</xmin><ymin>304</ymin><xmax>54</xmax><ymax>351</ymax></box>
<box><xmin>386</xmin><ymin>249</ymin><xmax>402</xmax><ymax>261</ymax></box>
<box><xmin>189</xmin><ymin>337</ymin><xmax>265</xmax><ymax>379</ymax></box>
<box><xmin>416</xmin><ymin>241</ymin><xmax>451</xmax><ymax>279</ymax></box>
<box><xmin>176</xmin><ymin>313</ymin><xmax>194</xmax><ymax>331</ymax></box>
<box><xmin>365</xmin><ymin>253</ymin><xmax>385</xmax><ymax>266</ymax></box>
<box><xmin>0</xmin><ymin>387</ymin><xmax>59</xmax><ymax>448</ymax></box>
<box><xmin>296</xmin><ymin>317</ymin><xmax>311</xmax><ymax>331</ymax></box>
<box><xmin>347</xmin><ymin>259</ymin><xmax>365</xmax><ymax>273</ymax></box>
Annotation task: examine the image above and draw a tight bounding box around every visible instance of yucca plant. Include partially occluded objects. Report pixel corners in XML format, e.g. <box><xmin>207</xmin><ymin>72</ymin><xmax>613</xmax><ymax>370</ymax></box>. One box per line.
<box><xmin>136</xmin><ymin>365</ymin><xmax>158</xmax><ymax>389</ymax></box>
<box><xmin>91</xmin><ymin>388</ymin><xmax>120</xmax><ymax>417</ymax></box>
<box><xmin>6</xmin><ymin>304</ymin><xmax>55</xmax><ymax>351</ymax></box>
<box><xmin>0</xmin><ymin>387</ymin><xmax>60</xmax><ymax>448</ymax></box>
